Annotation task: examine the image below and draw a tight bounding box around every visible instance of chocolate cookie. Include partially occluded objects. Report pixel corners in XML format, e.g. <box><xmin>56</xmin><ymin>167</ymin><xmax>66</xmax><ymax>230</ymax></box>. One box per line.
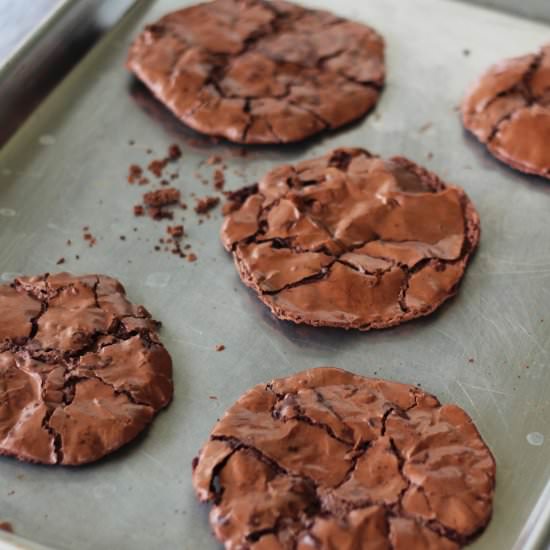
<box><xmin>221</xmin><ymin>148</ymin><xmax>480</xmax><ymax>331</ymax></box>
<box><xmin>0</xmin><ymin>273</ymin><xmax>173</xmax><ymax>465</ymax></box>
<box><xmin>462</xmin><ymin>45</ymin><xmax>550</xmax><ymax>178</ymax></box>
<box><xmin>193</xmin><ymin>367</ymin><xmax>496</xmax><ymax>549</ymax></box>
<box><xmin>127</xmin><ymin>0</ymin><xmax>384</xmax><ymax>144</ymax></box>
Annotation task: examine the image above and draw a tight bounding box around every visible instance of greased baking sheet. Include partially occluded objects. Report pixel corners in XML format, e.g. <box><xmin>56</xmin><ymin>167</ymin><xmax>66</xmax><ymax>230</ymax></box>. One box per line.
<box><xmin>0</xmin><ymin>1</ymin><xmax>549</xmax><ymax>549</ymax></box>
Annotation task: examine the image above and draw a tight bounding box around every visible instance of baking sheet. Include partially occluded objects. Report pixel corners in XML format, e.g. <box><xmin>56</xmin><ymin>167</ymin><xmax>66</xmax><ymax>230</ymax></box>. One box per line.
<box><xmin>459</xmin><ymin>0</ymin><xmax>550</xmax><ymax>22</ymax></box>
<box><xmin>0</xmin><ymin>0</ymin><xmax>549</xmax><ymax>548</ymax></box>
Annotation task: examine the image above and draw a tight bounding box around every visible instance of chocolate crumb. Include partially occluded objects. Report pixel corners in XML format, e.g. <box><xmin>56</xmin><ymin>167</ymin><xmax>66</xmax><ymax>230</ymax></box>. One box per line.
<box><xmin>167</xmin><ymin>225</ymin><xmax>184</xmax><ymax>238</ymax></box>
<box><xmin>215</xmin><ymin>344</ymin><xmax>225</xmax><ymax>352</ymax></box>
<box><xmin>143</xmin><ymin>188</ymin><xmax>181</xmax><ymax>207</ymax></box>
<box><xmin>213</xmin><ymin>169</ymin><xmax>225</xmax><ymax>190</ymax></box>
<box><xmin>148</xmin><ymin>207</ymin><xmax>173</xmax><ymax>220</ymax></box>
<box><xmin>128</xmin><ymin>164</ymin><xmax>143</xmax><ymax>184</ymax></box>
<box><xmin>468</xmin><ymin>358</ymin><xmax>475</xmax><ymax>363</ymax></box>
<box><xmin>168</xmin><ymin>144</ymin><xmax>182</xmax><ymax>160</ymax></box>
<box><xmin>56</xmin><ymin>258</ymin><xmax>65</xmax><ymax>265</ymax></box>
<box><xmin>134</xmin><ymin>205</ymin><xmax>145</xmax><ymax>216</ymax></box>
<box><xmin>66</xmin><ymin>239</ymin><xmax>71</xmax><ymax>246</ymax></box>
<box><xmin>75</xmin><ymin>255</ymin><xmax>80</xmax><ymax>260</ymax></box>
<box><xmin>120</xmin><ymin>235</ymin><xmax>126</xmax><ymax>241</ymax></box>
<box><xmin>195</xmin><ymin>196</ymin><xmax>219</xmax><ymax>214</ymax></box>
<box><xmin>0</xmin><ymin>522</ymin><xmax>13</xmax><ymax>533</ymax></box>
<box><xmin>208</xmin><ymin>395</ymin><xmax>218</xmax><ymax>400</ymax></box>
<box><xmin>148</xmin><ymin>159</ymin><xmax>167</xmax><ymax>178</ymax></box>
<box><xmin>83</xmin><ymin>232</ymin><xmax>97</xmax><ymax>247</ymax></box>
<box><xmin>161</xmin><ymin>179</ymin><xmax>169</xmax><ymax>186</ymax></box>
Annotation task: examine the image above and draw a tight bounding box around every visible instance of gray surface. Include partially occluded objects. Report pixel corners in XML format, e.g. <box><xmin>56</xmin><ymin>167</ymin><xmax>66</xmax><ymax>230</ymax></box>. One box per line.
<box><xmin>0</xmin><ymin>0</ymin><xmax>549</xmax><ymax>549</ymax></box>
<box><xmin>0</xmin><ymin>0</ymin><xmax>136</xmax><ymax>146</ymax></box>
<box><xmin>456</xmin><ymin>0</ymin><xmax>550</xmax><ymax>22</ymax></box>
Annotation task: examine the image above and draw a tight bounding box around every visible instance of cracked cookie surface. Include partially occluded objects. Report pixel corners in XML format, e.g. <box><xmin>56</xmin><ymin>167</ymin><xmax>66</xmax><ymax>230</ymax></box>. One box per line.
<box><xmin>192</xmin><ymin>367</ymin><xmax>496</xmax><ymax>549</ymax></box>
<box><xmin>0</xmin><ymin>273</ymin><xmax>173</xmax><ymax>465</ymax></box>
<box><xmin>127</xmin><ymin>0</ymin><xmax>384</xmax><ymax>144</ymax></box>
<box><xmin>462</xmin><ymin>44</ymin><xmax>550</xmax><ymax>178</ymax></box>
<box><xmin>221</xmin><ymin>148</ymin><xmax>480</xmax><ymax>331</ymax></box>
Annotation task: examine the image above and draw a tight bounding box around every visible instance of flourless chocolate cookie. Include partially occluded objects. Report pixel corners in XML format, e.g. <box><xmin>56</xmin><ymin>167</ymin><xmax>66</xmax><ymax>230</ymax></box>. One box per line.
<box><xmin>462</xmin><ymin>45</ymin><xmax>550</xmax><ymax>178</ymax></box>
<box><xmin>221</xmin><ymin>148</ymin><xmax>480</xmax><ymax>331</ymax></box>
<box><xmin>193</xmin><ymin>367</ymin><xmax>496</xmax><ymax>549</ymax></box>
<box><xmin>0</xmin><ymin>273</ymin><xmax>173</xmax><ymax>465</ymax></box>
<box><xmin>127</xmin><ymin>0</ymin><xmax>384</xmax><ymax>144</ymax></box>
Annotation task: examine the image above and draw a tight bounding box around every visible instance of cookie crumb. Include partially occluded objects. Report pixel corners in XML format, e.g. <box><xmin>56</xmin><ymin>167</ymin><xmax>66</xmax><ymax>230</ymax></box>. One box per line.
<box><xmin>195</xmin><ymin>196</ymin><xmax>219</xmax><ymax>214</ymax></box>
<box><xmin>143</xmin><ymin>188</ymin><xmax>181</xmax><ymax>207</ymax></box>
<box><xmin>148</xmin><ymin>159</ymin><xmax>167</xmax><ymax>178</ymax></box>
<box><xmin>0</xmin><ymin>522</ymin><xmax>13</xmax><ymax>533</ymax></box>
<box><xmin>83</xmin><ymin>232</ymin><xmax>97</xmax><ymax>247</ymax></box>
<box><xmin>213</xmin><ymin>169</ymin><xmax>225</xmax><ymax>190</ymax></box>
<box><xmin>167</xmin><ymin>225</ymin><xmax>184</xmax><ymax>238</ymax></box>
<box><xmin>128</xmin><ymin>164</ymin><xmax>142</xmax><ymax>184</ymax></box>
<box><xmin>187</xmin><ymin>253</ymin><xmax>198</xmax><ymax>262</ymax></box>
<box><xmin>134</xmin><ymin>204</ymin><xmax>145</xmax><ymax>216</ymax></box>
<box><xmin>215</xmin><ymin>344</ymin><xmax>225</xmax><ymax>352</ymax></box>
<box><xmin>168</xmin><ymin>144</ymin><xmax>182</xmax><ymax>160</ymax></box>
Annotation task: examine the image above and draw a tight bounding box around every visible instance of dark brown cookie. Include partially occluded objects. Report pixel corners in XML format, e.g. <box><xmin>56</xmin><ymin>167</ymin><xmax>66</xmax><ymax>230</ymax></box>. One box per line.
<box><xmin>127</xmin><ymin>0</ymin><xmax>384</xmax><ymax>144</ymax></box>
<box><xmin>462</xmin><ymin>45</ymin><xmax>550</xmax><ymax>178</ymax></box>
<box><xmin>221</xmin><ymin>148</ymin><xmax>480</xmax><ymax>331</ymax></box>
<box><xmin>192</xmin><ymin>367</ymin><xmax>496</xmax><ymax>549</ymax></box>
<box><xmin>0</xmin><ymin>273</ymin><xmax>173</xmax><ymax>465</ymax></box>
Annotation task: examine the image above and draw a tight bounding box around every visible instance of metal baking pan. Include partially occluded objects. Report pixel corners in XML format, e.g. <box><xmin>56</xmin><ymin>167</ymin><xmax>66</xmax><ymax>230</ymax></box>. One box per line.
<box><xmin>0</xmin><ymin>0</ymin><xmax>549</xmax><ymax>549</ymax></box>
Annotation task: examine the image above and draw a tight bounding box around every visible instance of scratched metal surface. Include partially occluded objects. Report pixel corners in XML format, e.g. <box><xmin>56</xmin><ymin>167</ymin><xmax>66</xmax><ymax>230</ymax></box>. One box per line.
<box><xmin>0</xmin><ymin>1</ymin><xmax>549</xmax><ymax>549</ymax></box>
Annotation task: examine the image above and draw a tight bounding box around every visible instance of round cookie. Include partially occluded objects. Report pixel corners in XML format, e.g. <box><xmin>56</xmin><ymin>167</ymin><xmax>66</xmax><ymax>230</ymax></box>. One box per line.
<box><xmin>0</xmin><ymin>273</ymin><xmax>173</xmax><ymax>465</ymax></box>
<box><xmin>192</xmin><ymin>367</ymin><xmax>496</xmax><ymax>549</ymax></box>
<box><xmin>462</xmin><ymin>44</ymin><xmax>550</xmax><ymax>178</ymax></box>
<box><xmin>221</xmin><ymin>148</ymin><xmax>480</xmax><ymax>331</ymax></box>
<box><xmin>127</xmin><ymin>0</ymin><xmax>384</xmax><ymax>144</ymax></box>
